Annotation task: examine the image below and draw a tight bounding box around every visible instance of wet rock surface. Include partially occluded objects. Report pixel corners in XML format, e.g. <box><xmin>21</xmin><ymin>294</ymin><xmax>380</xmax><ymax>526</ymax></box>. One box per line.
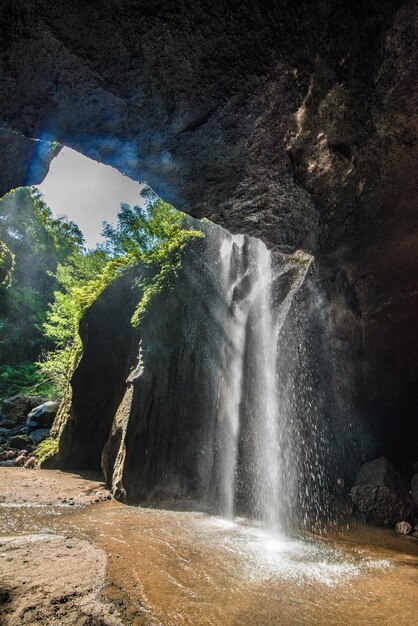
<box><xmin>59</xmin><ymin>225</ymin><xmax>316</xmax><ymax>512</ymax></box>
<box><xmin>57</xmin><ymin>269</ymin><xmax>143</xmax><ymax>472</ymax></box>
<box><xmin>350</xmin><ymin>458</ymin><xmax>413</xmax><ymax>527</ymax></box>
<box><xmin>59</xmin><ymin>229</ymin><xmax>227</xmax><ymax>499</ymax></box>
<box><xmin>0</xmin><ymin>397</ymin><xmax>57</xmax><ymax>457</ymax></box>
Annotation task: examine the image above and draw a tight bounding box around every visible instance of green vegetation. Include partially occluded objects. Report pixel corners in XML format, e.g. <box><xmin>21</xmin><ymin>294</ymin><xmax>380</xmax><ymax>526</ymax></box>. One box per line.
<box><xmin>0</xmin><ymin>187</ymin><xmax>84</xmax><ymax>398</ymax></box>
<box><xmin>0</xmin><ymin>187</ymin><xmax>83</xmax><ymax>364</ymax></box>
<box><xmin>34</xmin><ymin>437</ymin><xmax>59</xmax><ymax>465</ymax></box>
<box><xmin>0</xmin><ymin>362</ymin><xmax>53</xmax><ymax>398</ymax></box>
<box><xmin>40</xmin><ymin>190</ymin><xmax>202</xmax><ymax>395</ymax></box>
<box><xmin>102</xmin><ymin>190</ymin><xmax>203</xmax><ymax>326</ymax></box>
<box><xmin>0</xmin><ymin>185</ymin><xmax>203</xmax><ymax>402</ymax></box>
<box><xmin>38</xmin><ymin>249</ymin><xmax>110</xmax><ymax>396</ymax></box>
<box><xmin>0</xmin><ymin>241</ymin><xmax>14</xmax><ymax>286</ymax></box>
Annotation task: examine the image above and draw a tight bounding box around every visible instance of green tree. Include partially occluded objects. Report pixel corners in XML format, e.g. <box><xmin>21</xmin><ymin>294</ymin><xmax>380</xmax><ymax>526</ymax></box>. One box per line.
<box><xmin>38</xmin><ymin>249</ymin><xmax>109</xmax><ymax>396</ymax></box>
<box><xmin>0</xmin><ymin>187</ymin><xmax>84</xmax><ymax>397</ymax></box>
<box><xmin>0</xmin><ymin>185</ymin><xmax>203</xmax><ymax>401</ymax></box>
<box><xmin>0</xmin><ymin>241</ymin><xmax>14</xmax><ymax>286</ymax></box>
<box><xmin>102</xmin><ymin>189</ymin><xmax>203</xmax><ymax>325</ymax></box>
<box><xmin>0</xmin><ymin>187</ymin><xmax>83</xmax><ymax>364</ymax></box>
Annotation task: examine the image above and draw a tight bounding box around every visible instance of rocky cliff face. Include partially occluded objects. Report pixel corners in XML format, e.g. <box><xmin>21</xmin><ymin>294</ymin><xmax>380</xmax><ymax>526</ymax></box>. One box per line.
<box><xmin>59</xmin><ymin>228</ymin><xmax>232</xmax><ymax>501</ymax></box>
<box><xmin>58</xmin><ymin>271</ymin><xmax>142</xmax><ymax>471</ymax></box>
<box><xmin>0</xmin><ymin>1</ymin><xmax>415</xmax><ymax>247</ymax></box>
<box><xmin>59</xmin><ymin>226</ymin><xmax>328</xmax><ymax>520</ymax></box>
<box><xmin>0</xmin><ymin>1</ymin><xmax>417</xmax><ymax>477</ymax></box>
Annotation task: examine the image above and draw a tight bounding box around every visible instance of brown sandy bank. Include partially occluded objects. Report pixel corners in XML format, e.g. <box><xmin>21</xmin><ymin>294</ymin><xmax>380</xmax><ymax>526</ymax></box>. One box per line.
<box><xmin>0</xmin><ymin>468</ymin><xmax>122</xmax><ymax>625</ymax></box>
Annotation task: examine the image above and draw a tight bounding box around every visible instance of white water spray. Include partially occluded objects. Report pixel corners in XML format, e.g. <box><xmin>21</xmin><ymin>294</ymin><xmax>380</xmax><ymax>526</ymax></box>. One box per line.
<box><xmin>214</xmin><ymin>233</ymin><xmax>312</xmax><ymax>529</ymax></box>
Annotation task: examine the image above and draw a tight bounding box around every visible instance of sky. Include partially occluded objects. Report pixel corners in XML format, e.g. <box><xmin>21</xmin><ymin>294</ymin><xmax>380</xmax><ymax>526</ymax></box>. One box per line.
<box><xmin>36</xmin><ymin>147</ymin><xmax>144</xmax><ymax>248</ymax></box>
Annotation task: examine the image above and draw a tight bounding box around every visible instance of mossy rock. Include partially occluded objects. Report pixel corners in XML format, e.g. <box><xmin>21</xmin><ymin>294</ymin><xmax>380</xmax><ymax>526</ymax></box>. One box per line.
<box><xmin>35</xmin><ymin>438</ymin><xmax>59</xmax><ymax>467</ymax></box>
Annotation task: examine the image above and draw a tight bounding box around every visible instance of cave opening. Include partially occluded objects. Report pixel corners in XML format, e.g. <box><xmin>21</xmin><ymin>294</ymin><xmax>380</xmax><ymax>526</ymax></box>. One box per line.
<box><xmin>1</xmin><ymin>139</ymin><xmax>417</xmax><ymax>624</ymax></box>
<box><xmin>14</xmin><ymin>145</ymin><xmax>328</xmax><ymax>529</ymax></box>
<box><xmin>0</xmin><ymin>2</ymin><xmax>417</xmax><ymax>619</ymax></box>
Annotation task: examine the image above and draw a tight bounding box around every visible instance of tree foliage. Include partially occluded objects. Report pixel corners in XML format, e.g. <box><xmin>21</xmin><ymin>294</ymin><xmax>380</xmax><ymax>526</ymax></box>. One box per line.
<box><xmin>103</xmin><ymin>189</ymin><xmax>203</xmax><ymax>326</ymax></box>
<box><xmin>38</xmin><ymin>249</ymin><xmax>110</xmax><ymax>396</ymax></box>
<box><xmin>0</xmin><ymin>187</ymin><xmax>83</xmax><ymax>365</ymax></box>
<box><xmin>0</xmin><ymin>188</ymin><xmax>84</xmax><ymax>398</ymax></box>
<box><xmin>0</xmin><ymin>241</ymin><xmax>14</xmax><ymax>286</ymax></box>
<box><xmin>0</xmin><ymin>361</ymin><xmax>53</xmax><ymax>398</ymax></box>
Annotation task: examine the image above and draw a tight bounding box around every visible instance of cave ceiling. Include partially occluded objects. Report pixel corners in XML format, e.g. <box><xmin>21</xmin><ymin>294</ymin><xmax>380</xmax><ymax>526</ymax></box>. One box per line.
<box><xmin>0</xmin><ymin>0</ymin><xmax>415</xmax><ymax>255</ymax></box>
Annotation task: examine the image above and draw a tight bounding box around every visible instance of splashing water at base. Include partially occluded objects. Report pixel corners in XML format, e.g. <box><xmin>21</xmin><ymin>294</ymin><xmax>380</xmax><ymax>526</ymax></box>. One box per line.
<box><xmin>92</xmin><ymin>505</ymin><xmax>416</xmax><ymax>626</ymax></box>
<box><xmin>206</xmin><ymin>515</ymin><xmax>390</xmax><ymax>586</ymax></box>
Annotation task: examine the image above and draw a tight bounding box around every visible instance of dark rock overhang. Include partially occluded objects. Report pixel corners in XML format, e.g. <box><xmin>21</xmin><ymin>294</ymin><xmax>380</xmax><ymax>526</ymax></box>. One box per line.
<box><xmin>0</xmin><ymin>1</ymin><xmax>415</xmax><ymax>254</ymax></box>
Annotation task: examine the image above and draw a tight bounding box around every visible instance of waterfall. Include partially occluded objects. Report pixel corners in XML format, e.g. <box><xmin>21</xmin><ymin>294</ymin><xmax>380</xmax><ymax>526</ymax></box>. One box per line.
<box><xmin>100</xmin><ymin>219</ymin><xmax>315</xmax><ymax>522</ymax></box>
<box><xmin>213</xmin><ymin>233</ymin><xmax>312</xmax><ymax>529</ymax></box>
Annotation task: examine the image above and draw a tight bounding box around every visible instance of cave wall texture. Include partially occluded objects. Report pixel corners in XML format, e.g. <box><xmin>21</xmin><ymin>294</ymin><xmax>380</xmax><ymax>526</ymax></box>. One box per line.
<box><xmin>0</xmin><ymin>1</ymin><xmax>417</xmax><ymax>471</ymax></box>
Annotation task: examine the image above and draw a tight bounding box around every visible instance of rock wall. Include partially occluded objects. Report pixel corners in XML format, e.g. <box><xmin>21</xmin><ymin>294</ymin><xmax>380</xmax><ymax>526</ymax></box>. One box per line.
<box><xmin>58</xmin><ymin>224</ymin><xmax>369</xmax><ymax>523</ymax></box>
<box><xmin>61</xmin><ymin>228</ymin><xmax>227</xmax><ymax>500</ymax></box>
<box><xmin>0</xmin><ymin>1</ymin><xmax>414</xmax><ymax>247</ymax></box>
<box><xmin>58</xmin><ymin>271</ymin><xmax>142</xmax><ymax>470</ymax></box>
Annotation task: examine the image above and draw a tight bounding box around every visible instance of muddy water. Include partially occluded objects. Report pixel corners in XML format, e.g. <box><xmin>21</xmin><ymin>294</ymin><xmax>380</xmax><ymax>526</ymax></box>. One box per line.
<box><xmin>1</xmin><ymin>494</ymin><xmax>417</xmax><ymax>626</ymax></box>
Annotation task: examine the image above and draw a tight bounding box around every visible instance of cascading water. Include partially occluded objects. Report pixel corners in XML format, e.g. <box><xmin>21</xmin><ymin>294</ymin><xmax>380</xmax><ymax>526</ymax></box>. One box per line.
<box><xmin>212</xmin><ymin>232</ymin><xmax>312</xmax><ymax>529</ymax></box>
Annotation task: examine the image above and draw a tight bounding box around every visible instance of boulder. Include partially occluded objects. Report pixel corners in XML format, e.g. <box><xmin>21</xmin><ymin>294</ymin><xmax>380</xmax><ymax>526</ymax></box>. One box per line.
<box><xmin>13</xmin><ymin>454</ymin><xmax>27</xmax><ymax>466</ymax></box>
<box><xmin>26</xmin><ymin>402</ymin><xmax>59</xmax><ymax>431</ymax></box>
<box><xmin>24</xmin><ymin>457</ymin><xmax>36</xmax><ymax>469</ymax></box>
<box><xmin>29</xmin><ymin>429</ymin><xmax>51</xmax><ymax>445</ymax></box>
<box><xmin>350</xmin><ymin>457</ymin><xmax>413</xmax><ymax>527</ymax></box>
<box><xmin>0</xmin><ymin>395</ymin><xmax>45</xmax><ymax>428</ymax></box>
<box><xmin>396</xmin><ymin>521</ymin><xmax>412</xmax><ymax>535</ymax></box>
<box><xmin>9</xmin><ymin>434</ymin><xmax>32</xmax><ymax>450</ymax></box>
